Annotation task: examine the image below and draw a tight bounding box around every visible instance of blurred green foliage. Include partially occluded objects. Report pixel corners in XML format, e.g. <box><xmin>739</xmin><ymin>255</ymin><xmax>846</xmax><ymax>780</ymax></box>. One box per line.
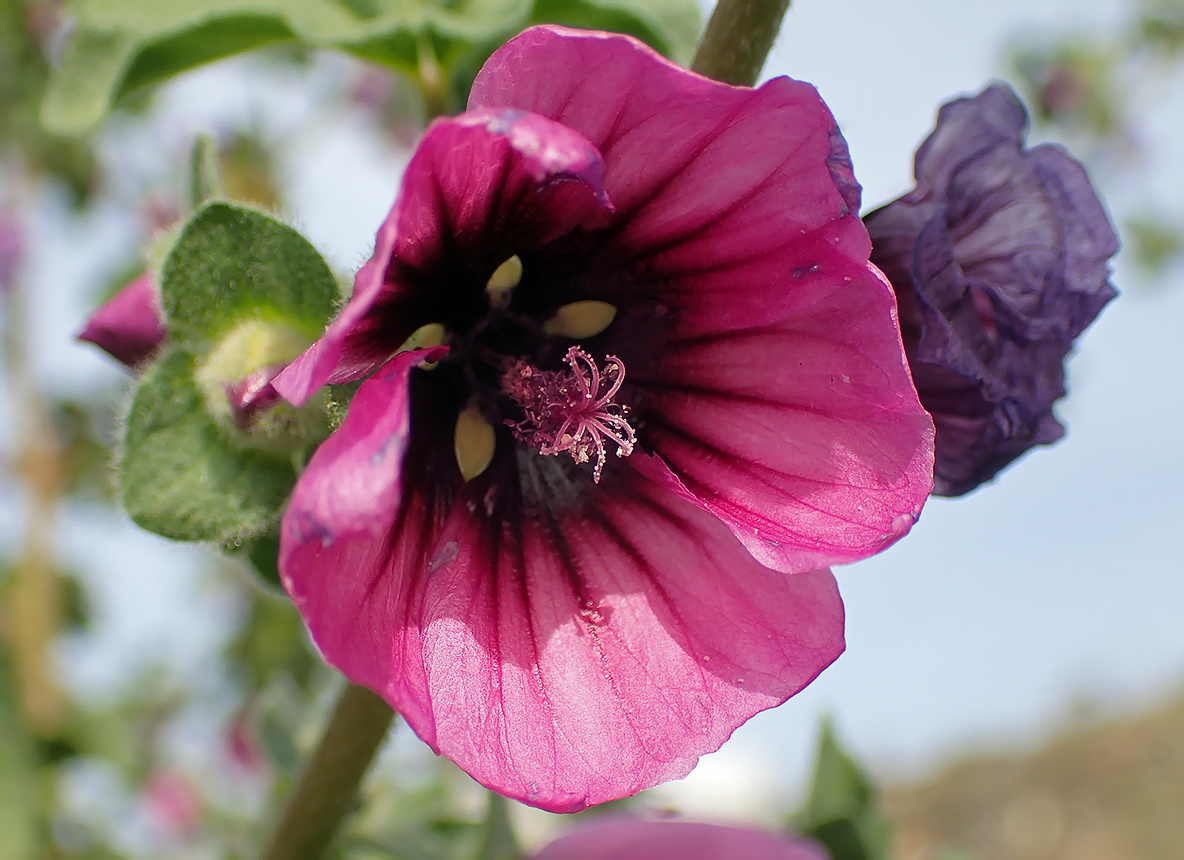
<box><xmin>42</xmin><ymin>0</ymin><xmax>701</xmax><ymax>133</ymax></box>
<box><xmin>1</xmin><ymin>0</ymin><xmax>99</xmax><ymax>203</ymax></box>
<box><xmin>794</xmin><ymin>718</ymin><xmax>893</xmax><ymax>860</ymax></box>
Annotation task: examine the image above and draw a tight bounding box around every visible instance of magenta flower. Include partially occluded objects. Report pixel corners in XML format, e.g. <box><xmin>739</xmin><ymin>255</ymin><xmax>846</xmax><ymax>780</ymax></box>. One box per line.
<box><xmin>78</xmin><ymin>270</ymin><xmax>167</xmax><ymax>370</ymax></box>
<box><xmin>275</xmin><ymin>26</ymin><xmax>934</xmax><ymax>811</ymax></box>
<box><xmin>531</xmin><ymin>818</ymin><xmax>827</xmax><ymax>860</ymax></box>
<box><xmin>865</xmin><ymin>83</ymin><xmax>1118</xmax><ymax>496</ymax></box>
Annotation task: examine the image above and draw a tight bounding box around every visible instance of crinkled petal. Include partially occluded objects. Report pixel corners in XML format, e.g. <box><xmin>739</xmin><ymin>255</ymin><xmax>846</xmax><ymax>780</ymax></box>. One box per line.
<box><xmin>274</xmin><ymin>109</ymin><xmax>612</xmax><ymax>405</ymax></box>
<box><xmin>77</xmin><ymin>271</ymin><xmax>166</xmax><ymax>370</ymax></box>
<box><xmin>1028</xmin><ymin>144</ymin><xmax>1119</xmax><ymax>335</ymax></box>
<box><xmin>632</xmin><ymin>261</ymin><xmax>935</xmax><ymax>573</ymax></box>
<box><xmin>532</xmin><ymin>818</ymin><xmax>828</xmax><ymax>860</ymax></box>
<box><xmin>471</xmin><ymin>27</ymin><xmax>869</xmax><ymax>332</ymax></box>
<box><xmin>911</xmin><ymin>82</ymin><xmax>1029</xmax><ymax>200</ymax></box>
<box><xmin>280</xmin><ymin>455</ymin><xmax>843</xmax><ymax>811</ymax></box>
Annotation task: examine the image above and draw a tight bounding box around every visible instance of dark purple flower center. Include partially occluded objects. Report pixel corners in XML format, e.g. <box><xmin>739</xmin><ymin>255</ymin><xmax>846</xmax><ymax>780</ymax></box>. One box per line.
<box><xmin>411</xmin><ymin>254</ymin><xmax>639</xmax><ymax>485</ymax></box>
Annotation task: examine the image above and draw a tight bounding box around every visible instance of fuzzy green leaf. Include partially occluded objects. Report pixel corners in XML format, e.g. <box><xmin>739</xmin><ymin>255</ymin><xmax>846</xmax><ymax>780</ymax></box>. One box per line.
<box><xmin>119</xmin><ymin>349</ymin><xmax>297</xmax><ymax>543</ymax></box>
<box><xmin>159</xmin><ymin>201</ymin><xmax>338</xmax><ymax>351</ymax></box>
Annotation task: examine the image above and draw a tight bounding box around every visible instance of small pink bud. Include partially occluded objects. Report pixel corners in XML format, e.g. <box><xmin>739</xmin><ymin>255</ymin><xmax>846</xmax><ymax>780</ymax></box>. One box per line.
<box><xmin>77</xmin><ymin>271</ymin><xmax>166</xmax><ymax>371</ymax></box>
<box><xmin>225</xmin><ymin>365</ymin><xmax>285</xmax><ymax>430</ymax></box>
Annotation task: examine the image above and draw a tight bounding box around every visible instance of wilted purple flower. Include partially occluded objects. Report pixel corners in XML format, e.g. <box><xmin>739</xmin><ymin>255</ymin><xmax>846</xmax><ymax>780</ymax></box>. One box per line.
<box><xmin>77</xmin><ymin>270</ymin><xmax>167</xmax><ymax>370</ymax></box>
<box><xmin>865</xmin><ymin>82</ymin><xmax>1118</xmax><ymax>496</ymax></box>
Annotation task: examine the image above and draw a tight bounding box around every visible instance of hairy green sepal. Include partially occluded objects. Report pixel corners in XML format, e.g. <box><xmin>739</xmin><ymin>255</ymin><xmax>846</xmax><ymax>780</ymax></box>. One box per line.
<box><xmin>117</xmin><ymin>201</ymin><xmax>338</xmax><ymax>546</ymax></box>
<box><xmin>119</xmin><ymin>349</ymin><xmax>298</xmax><ymax>543</ymax></box>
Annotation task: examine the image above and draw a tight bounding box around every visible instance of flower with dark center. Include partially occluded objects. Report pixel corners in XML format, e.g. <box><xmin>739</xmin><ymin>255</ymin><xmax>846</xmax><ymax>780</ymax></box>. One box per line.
<box><xmin>865</xmin><ymin>82</ymin><xmax>1118</xmax><ymax>496</ymax></box>
<box><xmin>274</xmin><ymin>26</ymin><xmax>934</xmax><ymax>811</ymax></box>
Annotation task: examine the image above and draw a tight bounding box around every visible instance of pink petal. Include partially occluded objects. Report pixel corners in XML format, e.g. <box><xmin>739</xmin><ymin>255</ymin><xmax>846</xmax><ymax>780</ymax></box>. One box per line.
<box><xmin>632</xmin><ymin>262</ymin><xmax>935</xmax><ymax>573</ymax></box>
<box><xmin>471</xmin><ymin>27</ymin><xmax>868</xmax><ymax>332</ymax></box>
<box><xmin>77</xmin><ymin>271</ymin><xmax>166</xmax><ymax>370</ymax></box>
<box><xmin>281</xmin><ymin>452</ymin><xmax>843</xmax><ymax>811</ymax></box>
<box><xmin>273</xmin><ymin>109</ymin><xmax>612</xmax><ymax>406</ymax></box>
<box><xmin>468</xmin><ymin>27</ymin><xmax>934</xmax><ymax>568</ymax></box>
<box><xmin>532</xmin><ymin>818</ymin><xmax>828</xmax><ymax>860</ymax></box>
<box><xmin>280</xmin><ymin>346</ymin><xmax>445</xmax><ymax>547</ymax></box>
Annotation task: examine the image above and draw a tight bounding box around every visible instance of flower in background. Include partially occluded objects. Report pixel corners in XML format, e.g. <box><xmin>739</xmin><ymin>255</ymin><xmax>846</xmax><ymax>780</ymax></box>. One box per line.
<box><xmin>77</xmin><ymin>270</ymin><xmax>166</xmax><ymax>370</ymax></box>
<box><xmin>0</xmin><ymin>210</ymin><xmax>22</xmax><ymax>295</ymax></box>
<box><xmin>531</xmin><ymin>818</ymin><xmax>827</xmax><ymax>860</ymax></box>
<box><xmin>865</xmin><ymin>83</ymin><xmax>1118</xmax><ymax>496</ymax></box>
<box><xmin>275</xmin><ymin>25</ymin><xmax>933</xmax><ymax>810</ymax></box>
<box><xmin>142</xmin><ymin>771</ymin><xmax>201</xmax><ymax>841</ymax></box>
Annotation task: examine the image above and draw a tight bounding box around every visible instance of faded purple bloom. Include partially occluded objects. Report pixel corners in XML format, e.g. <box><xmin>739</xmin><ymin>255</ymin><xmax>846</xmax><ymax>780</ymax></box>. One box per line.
<box><xmin>865</xmin><ymin>82</ymin><xmax>1118</xmax><ymax>496</ymax></box>
<box><xmin>275</xmin><ymin>26</ymin><xmax>934</xmax><ymax>811</ymax></box>
<box><xmin>77</xmin><ymin>270</ymin><xmax>166</xmax><ymax>370</ymax></box>
<box><xmin>532</xmin><ymin>818</ymin><xmax>827</xmax><ymax>860</ymax></box>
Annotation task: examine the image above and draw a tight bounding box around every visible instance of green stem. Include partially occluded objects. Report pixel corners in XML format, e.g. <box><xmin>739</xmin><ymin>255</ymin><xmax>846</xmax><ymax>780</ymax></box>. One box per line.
<box><xmin>476</xmin><ymin>792</ymin><xmax>522</xmax><ymax>860</ymax></box>
<box><xmin>261</xmin><ymin>682</ymin><xmax>395</xmax><ymax>860</ymax></box>
<box><xmin>691</xmin><ymin>0</ymin><xmax>792</xmax><ymax>86</ymax></box>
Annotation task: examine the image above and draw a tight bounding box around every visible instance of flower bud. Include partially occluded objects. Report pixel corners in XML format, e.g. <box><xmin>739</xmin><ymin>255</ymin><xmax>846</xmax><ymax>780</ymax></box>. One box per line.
<box><xmin>77</xmin><ymin>271</ymin><xmax>167</xmax><ymax>370</ymax></box>
<box><xmin>195</xmin><ymin>320</ymin><xmax>327</xmax><ymax>453</ymax></box>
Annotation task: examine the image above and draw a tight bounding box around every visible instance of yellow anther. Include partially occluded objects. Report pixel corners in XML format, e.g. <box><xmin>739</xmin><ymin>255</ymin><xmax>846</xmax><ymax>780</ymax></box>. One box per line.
<box><xmin>454</xmin><ymin>405</ymin><xmax>496</xmax><ymax>481</ymax></box>
<box><xmin>543</xmin><ymin>300</ymin><xmax>617</xmax><ymax>339</ymax></box>
<box><xmin>486</xmin><ymin>255</ymin><xmax>523</xmax><ymax>308</ymax></box>
<box><xmin>398</xmin><ymin>322</ymin><xmax>446</xmax><ymax>352</ymax></box>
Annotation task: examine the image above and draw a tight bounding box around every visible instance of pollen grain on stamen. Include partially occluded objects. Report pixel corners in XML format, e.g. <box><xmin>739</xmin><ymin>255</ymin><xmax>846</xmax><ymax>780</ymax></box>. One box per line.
<box><xmin>502</xmin><ymin>346</ymin><xmax>636</xmax><ymax>482</ymax></box>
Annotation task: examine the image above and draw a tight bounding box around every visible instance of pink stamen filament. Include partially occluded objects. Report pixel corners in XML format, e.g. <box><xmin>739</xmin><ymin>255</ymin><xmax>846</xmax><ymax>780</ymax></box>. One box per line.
<box><xmin>502</xmin><ymin>347</ymin><xmax>636</xmax><ymax>482</ymax></box>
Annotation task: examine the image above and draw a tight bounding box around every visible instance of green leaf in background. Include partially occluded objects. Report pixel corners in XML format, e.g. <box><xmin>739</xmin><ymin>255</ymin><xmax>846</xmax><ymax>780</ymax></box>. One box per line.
<box><xmin>439</xmin><ymin>0</ymin><xmax>701</xmax><ymax>112</ymax></box>
<box><xmin>160</xmin><ymin>201</ymin><xmax>338</xmax><ymax>351</ymax></box>
<box><xmin>118</xmin><ymin>349</ymin><xmax>298</xmax><ymax>543</ymax></box>
<box><xmin>529</xmin><ymin>0</ymin><xmax>700</xmax><ymax>64</ymax></box>
<box><xmin>794</xmin><ymin>717</ymin><xmax>894</xmax><ymax>860</ymax></box>
<box><xmin>41</xmin><ymin>0</ymin><xmax>522</xmax><ymax>134</ymax></box>
<box><xmin>43</xmin><ymin>0</ymin><xmax>701</xmax><ymax>134</ymax></box>
<box><xmin>39</xmin><ymin>26</ymin><xmax>139</xmax><ymax>139</ymax></box>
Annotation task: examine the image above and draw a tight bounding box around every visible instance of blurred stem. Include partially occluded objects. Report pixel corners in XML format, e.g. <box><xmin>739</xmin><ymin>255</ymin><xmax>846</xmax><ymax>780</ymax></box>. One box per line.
<box><xmin>476</xmin><ymin>792</ymin><xmax>522</xmax><ymax>860</ymax></box>
<box><xmin>417</xmin><ymin>35</ymin><xmax>450</xmax><ymax>119</ymax></box>
<box><xmin>692</xmin><ymin>0</ymin><xmax>791</xmax><ymax>86</ymax></box>
<box><xmin>1</xmin><ymin>266</ymin><xmax>66</xmax><ymax>738</ymax></box>
<box><xmin>261</xmin><ymin>682</ymin><xmax>395</xmax><ymax>860</ymax></box>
